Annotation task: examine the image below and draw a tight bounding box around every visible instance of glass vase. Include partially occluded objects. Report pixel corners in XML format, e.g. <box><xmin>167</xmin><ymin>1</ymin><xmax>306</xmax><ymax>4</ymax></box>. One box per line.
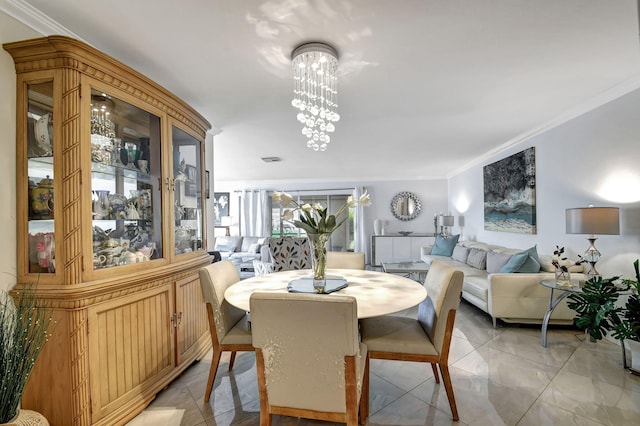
<box><xmin>309</xmin><ymin>233</ymin><xmax>331</xmax><ymax>293</ymax></box>
<box><xmin>555</xmin><ymin>268</ymin><xmax>571</xmax><ymax>286</ymax></box>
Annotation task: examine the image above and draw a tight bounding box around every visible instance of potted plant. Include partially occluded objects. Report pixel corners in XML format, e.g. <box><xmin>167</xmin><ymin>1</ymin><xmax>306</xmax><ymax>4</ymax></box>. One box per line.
<box><xmin>0</xmin><ymin>284</ymin><xmax>53</xmax><ymax>423</ymax></box>
<box><xmin>551</xmin><ymin>245</ymin><xmax>584</xmax><ymax>284</ymax></box>
<box><xmin>566</xmin><ymin>275</ymin><xmax>622</xmax><ymax>341</ymax></box>
<box><xmin>612</xmin><ymin>259</ymin><xmax>640</xmax><ymax>373</ymax></box>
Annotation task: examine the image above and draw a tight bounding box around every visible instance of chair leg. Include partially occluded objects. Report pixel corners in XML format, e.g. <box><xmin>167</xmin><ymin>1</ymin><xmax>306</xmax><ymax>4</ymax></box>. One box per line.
<box><xmin>204</xmin><ymin>348</ymin><xmax>222</xmax><ymax>402</ymax></box>
<box><xmin>439</xmin><ymin>363</ymin><xmax>459</xmax><ymax>421</ymax></box>
<box><xmin>228</xmin><ymin>351</ymin><xmax>237</xmax><ymax>371</ymax></box>
<box><xmin>431</xmin><ymin>363</ymin><xmax>440</xmax><ymax>383</ymax></box>
<box><xmin>260</xmin><ymin>412</ymin><xmax>272</xmax><ymax>426</ymax></box>
<box><xmin>359</xmin><ymin>355</ymin><xmax>370</xmax><ymax>425</ymax></box>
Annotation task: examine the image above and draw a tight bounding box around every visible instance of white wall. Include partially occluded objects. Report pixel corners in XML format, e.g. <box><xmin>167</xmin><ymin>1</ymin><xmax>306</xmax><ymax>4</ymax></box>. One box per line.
<box><xmin>214</xmin><ymin>178</ymin><xmax>449</xmax><ymax>261</ymax></box>
<box><xmin>0</xmin><ymin>13</ymin><xmax>41</xmax><ymax>291</ymax></box>
<box><xmin>449</xmin><ymin>88</ymin><xmax>640</xmax><ymax>279</ymax></box>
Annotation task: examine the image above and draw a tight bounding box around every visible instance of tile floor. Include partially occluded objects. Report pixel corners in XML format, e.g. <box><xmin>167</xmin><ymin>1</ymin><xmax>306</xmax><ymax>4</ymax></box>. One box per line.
<box><xmin>127</xmin><ymin>301</ymin><xmax>640</xmax><ymax>425</ymax></box>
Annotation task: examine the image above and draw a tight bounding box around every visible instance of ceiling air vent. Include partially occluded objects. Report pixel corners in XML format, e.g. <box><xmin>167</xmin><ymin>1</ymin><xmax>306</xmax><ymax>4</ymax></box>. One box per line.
<box><xmin>261</xmin><ymin>157</ymin><xmax>282</xmax><ymax>163</ymax></box>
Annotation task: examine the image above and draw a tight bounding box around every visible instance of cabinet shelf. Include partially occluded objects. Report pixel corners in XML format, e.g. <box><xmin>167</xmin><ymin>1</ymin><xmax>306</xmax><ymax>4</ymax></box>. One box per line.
<box><xmin>91</xmin><ymin>160</ymin><xmax>154</xmax><ymax>184</ymax></box>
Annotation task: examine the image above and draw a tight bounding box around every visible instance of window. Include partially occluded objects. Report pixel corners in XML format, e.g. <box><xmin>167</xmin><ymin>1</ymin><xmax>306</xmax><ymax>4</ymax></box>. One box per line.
<box><xmin>271</xmin><ymin>191</ymin><xmax>355</xmax><ymax>252</ymax></box>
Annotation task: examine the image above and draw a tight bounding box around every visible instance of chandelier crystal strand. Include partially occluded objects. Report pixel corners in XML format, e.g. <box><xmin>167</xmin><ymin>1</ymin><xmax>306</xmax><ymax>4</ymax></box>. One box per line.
<box><xmin>291</xmin><ymin>43</ymin><xmax>339</xmax><ymax>151</ymax></box>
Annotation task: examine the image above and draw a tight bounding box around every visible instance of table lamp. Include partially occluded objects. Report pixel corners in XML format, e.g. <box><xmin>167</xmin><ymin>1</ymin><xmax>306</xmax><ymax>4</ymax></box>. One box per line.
<box><xmin>438</xmin><ymin>214</ymin><xmax>454</xmax><ymax>237</ymax></box>
<box><xmin>566</xmin><ymin>206</ymin><xmax>619</xmax><ymax>279</ymax></box>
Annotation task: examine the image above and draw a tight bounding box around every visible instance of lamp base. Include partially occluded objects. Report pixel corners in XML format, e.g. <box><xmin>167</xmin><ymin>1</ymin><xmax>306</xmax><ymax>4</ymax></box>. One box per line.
<box><xmin>585</xmin><ymin>261</ymin><xmax>600</xmax><ymax>281</ymax></box>
<box><xmin>583</xmin><ymin>237</ymin><xmax>601</xmax><ymax>281</ymax></box>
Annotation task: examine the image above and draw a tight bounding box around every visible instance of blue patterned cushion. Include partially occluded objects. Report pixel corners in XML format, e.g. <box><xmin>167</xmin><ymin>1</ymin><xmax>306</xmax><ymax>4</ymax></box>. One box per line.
<box><xmin>268</xmin><ymin>237</ymin><xmax>312</xmax><ymax>272</ymax></box>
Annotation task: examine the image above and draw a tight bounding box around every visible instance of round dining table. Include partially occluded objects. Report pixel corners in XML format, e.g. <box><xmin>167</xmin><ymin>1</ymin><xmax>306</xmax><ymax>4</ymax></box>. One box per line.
<box><xmin>224</xmin><ymin>268</ymin><xmax>428</xmax><ymax>319</ymax></box>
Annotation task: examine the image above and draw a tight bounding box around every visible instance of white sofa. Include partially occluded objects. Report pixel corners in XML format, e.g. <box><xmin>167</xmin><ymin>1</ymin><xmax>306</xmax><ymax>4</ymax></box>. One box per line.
<box><xmin>213</xmin><ymin>236</ymin><xmax>270</xmax><ymax>278</ymax></box>
<box><xmin>421</xmin><ymin>240</ymin><xmax>584</xmax><ymax>327</ymax></box>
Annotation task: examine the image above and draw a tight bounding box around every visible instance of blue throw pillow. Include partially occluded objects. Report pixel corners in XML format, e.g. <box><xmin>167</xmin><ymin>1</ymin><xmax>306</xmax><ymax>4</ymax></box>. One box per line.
<box><xmin>499</xmin><ymin>251</ymin><xmax>529</xmax><ymax>273</ymax></box>
<box><xmin>517</xmin><ymin>245</ymin><xmax>541</xmax><ymax>273</ymax></box>
<box><xmin>431</xmin><ymin>234</ymin><xmax>460</xmax><ymax>256</ymax></box>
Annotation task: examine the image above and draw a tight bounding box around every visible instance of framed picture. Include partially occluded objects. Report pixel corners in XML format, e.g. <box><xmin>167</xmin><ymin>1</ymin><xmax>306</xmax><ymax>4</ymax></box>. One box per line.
<box><xmin>185</xmin><ymin>164</ymin><xmax>197</xmax><ymax>181</ymax></box>
<box><xmin>205</xmin><ymin>170</ymin><xmax>210</xmax><ymax>199</ymax></box>
<box><xmin>483</xmin><ymin>147</ymin><xmax>536</xmax><ymax>234</ymax></box>
<box><xmin>214</xmin><ymin>192</ymin><xmax>229</xmax><ymax>226</ymax></box>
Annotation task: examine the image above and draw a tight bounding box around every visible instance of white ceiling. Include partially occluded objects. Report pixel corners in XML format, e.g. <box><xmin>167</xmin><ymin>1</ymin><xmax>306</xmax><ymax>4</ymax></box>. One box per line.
<box><xmin>6</xmin><ymin>0</ymin><xmax>640</xmax><ymax>183</ymax></box>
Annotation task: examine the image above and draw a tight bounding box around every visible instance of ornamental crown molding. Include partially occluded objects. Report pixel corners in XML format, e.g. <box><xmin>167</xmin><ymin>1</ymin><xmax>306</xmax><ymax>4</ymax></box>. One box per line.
<box><xmin>1</xmin><ymin>0</ymin><xmax>82</xmax><ymax>39</ymax></box>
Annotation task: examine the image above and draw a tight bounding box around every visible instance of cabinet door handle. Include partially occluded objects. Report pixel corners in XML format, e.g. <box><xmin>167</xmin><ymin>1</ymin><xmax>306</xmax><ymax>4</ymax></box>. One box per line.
<box><xmin>177</xmin><ymin>312</ymin><xmax>183</xmax><ymax>326</ymax></box>
<box><xmin>171</xmin><ymin>312</ymin><xmax>177</xmax><ymax>328</ymax></box>
<box><xmin>165</xmin><ymin>177</ymin><xmax>176</xmax><ymax>191</ymax></box>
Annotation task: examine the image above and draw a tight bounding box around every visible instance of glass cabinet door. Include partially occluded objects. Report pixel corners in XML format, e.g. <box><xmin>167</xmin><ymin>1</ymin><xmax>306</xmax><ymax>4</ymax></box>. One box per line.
<box><xmin>172</xmin><ymin>125</ymin><xmax>203</xmax><ymax>255</ymax></box>
<box><xmin>27</xmin><ymin>81</ymin><xmax>55</xmax><ymax>274</ymax></box>
<box><xmin>90</xmin><ymin>89</ymin><xmax>163</xmax><ymax>269</ymax></box>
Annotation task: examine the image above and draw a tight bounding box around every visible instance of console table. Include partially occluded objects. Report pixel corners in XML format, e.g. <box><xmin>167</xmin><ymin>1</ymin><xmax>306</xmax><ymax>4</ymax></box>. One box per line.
<box><xmin>371</xmin><ymin>234</ymin><xmax>435</xmax><ymax>266</ymax></box>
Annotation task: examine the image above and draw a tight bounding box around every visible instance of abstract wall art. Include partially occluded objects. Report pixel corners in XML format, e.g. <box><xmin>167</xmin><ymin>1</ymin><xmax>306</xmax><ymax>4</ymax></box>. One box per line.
<box><xmin>483</xmin><ymin>147</ymin><xmax>536</xmax><ymax>234</ymax></box>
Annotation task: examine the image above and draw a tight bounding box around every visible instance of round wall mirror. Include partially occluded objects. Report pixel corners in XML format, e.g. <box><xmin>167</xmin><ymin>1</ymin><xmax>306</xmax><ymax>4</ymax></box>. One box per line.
<box><xmin>390</xmin><ymin>192</ymin><xmax>422</xmax><ymax>221</ymax></box>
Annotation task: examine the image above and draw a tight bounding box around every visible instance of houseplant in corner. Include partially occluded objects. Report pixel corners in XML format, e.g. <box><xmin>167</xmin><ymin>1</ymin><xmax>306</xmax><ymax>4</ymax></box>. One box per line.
<box><xmin>0</xmin><ymin>284</ymin><xmax>53</xmax><ymax>423</ymax></box>
<box><xmin>272</xmin><ymin>191</ymin><xmax>371</xmax><ymax>293</ymax></box>
<box><xmin>566</xmin><ymin>275</ymin><xmax>622</xmax><ymax>342</ymax></box>
<box><xmin>612</xmin><ymin>259</ymin><xmax>640</xmax><ymax>374</ymax></box>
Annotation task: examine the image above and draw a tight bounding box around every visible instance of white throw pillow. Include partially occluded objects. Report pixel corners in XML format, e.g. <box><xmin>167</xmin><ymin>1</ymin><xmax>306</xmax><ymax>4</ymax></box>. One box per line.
<box><xmin>466</xmin><ymin>248</ymin><xmax>487</xmax><ymax>270</ymax></box>
<box><xmin>451</xmin><ymin>245</ymin><xmax>470</xmax><ymax>263</ymax></box>
<box><xmin>486</xmin><ymin>251</ymin><xmax>512</xmax><ymax>273</ymax></box>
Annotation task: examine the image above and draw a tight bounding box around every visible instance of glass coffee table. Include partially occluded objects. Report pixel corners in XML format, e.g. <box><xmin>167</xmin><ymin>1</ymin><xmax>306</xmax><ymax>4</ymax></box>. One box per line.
<box><xmin>382</xmin><ymin>260</ymin><xmax>429</xmax><ymax>282</ymax></box>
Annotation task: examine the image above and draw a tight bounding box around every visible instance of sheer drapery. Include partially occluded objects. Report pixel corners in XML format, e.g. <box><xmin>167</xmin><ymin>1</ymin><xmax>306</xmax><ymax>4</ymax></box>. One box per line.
<box><xmin>352</xmin><ymin>186</ymin><xmax>367</xmax><ymax>258</ymax></box>
<box><xmin>240</xmin><ymin>190</ymin><xmax>271</xmax><ymax>237</ymax></box>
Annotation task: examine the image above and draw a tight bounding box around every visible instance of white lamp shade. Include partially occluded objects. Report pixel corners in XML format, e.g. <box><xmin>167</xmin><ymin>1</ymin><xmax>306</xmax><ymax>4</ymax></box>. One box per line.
<box><xmin>565</xmin><ymin>207</ymin><xmax>619</xmax><ymax>235</ymax></box>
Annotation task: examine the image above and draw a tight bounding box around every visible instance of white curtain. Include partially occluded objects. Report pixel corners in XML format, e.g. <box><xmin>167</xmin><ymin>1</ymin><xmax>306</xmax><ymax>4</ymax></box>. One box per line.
<box><xmin>240</xmin><ymin>190</ymin><xmax>271</xmax><ymax>237</ymax></box>
<box><xmin>352</xmin><ymin>187</ymin><xmax>367</xmax><ymax>260</ymax></box>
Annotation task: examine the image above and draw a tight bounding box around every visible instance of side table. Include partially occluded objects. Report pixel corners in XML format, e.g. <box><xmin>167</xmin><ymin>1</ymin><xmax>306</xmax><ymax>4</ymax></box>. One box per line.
<box><xmin>539</xmin><ymin>279</ymin><xmax>582</xmax><ymax>347</ymax></box>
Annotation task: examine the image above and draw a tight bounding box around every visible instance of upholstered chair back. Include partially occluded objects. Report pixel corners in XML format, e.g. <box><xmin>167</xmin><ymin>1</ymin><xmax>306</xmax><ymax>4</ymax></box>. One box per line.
<box><xmin>267</xmin><ymin>236</ymin><xmax>312</xmax><ymax>271</ymax></box>
<box><xmin>326</xmin><ymin>251</ymin><xmax>366</xmax><ymax>270</ymax></box>
<box><xmin>199</xmin><ymin>260</ymin><xmax>244</xmax><ymax>345</ymax></box>
<box><xmin>250</xmin><ymin>292</ymin><xmax>363</xmax><ymax>413</ymax></box>
<box><xmin>418</xmin><ymin>261</ymin><xmax>463</xmax><ymax>353</ymax></box>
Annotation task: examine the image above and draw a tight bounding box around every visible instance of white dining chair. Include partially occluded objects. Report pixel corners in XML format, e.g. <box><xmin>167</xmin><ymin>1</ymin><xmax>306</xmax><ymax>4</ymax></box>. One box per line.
<box><xmin>250</xmin><ymin>292</ymin><xmax>369</xmax><ymax>425</ymax></box>
<box><xmin>199</xmin><ymin>260</ymin><xmax>253</xmax><ymax>402</ymax></box>
<box><xmin>326</xmin><ymin>251</ymin><xmax>366</xmax><ymax>270</ymax></box>
<box><xmin>359</xmin><ymin>261</ymin><xmax>464</xmax><ymax>420</ymax></box>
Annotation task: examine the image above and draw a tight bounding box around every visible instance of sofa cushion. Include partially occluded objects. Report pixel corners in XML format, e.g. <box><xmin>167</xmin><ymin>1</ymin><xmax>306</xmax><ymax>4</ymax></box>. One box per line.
<box><xmin>462</xmin><ymin>276</ymin><xmax>489</xmax><ymax>301</ymax></box>
<box><xmin>500</xmin><ymin>251</ymin><xmax>529</xmax><ymax>273</ymax></box>
<box><xmin>431</xmin><ymin>234</ymin><xmax>460</xmax><ymax>256</ymax></box>
<box><xmin>451</xmin><ymin>245</ymin><xmax>470</xmax><ymax>263</ymax></box>
<box><xmin>466</xmin><ymin>248</ymin><xmax>487</xmax><ymax>270</ymax></box>
<box><xmin>486</xmin><ymin>251</ymin><xmax>512</xmax><ymax>273</ymax></box>
<box><xmin>517</xmin><ymin>246</ymin><xmax>541</xmax><ymax>273</ymax></box>
<box><xmin>215</xmin><ymin>236</ymin><xmax>243</xmax><ymax>253</ymax></box>
<box><xmin>241</xmin><ymin>236</ymin><xmax>264</xmax><ymax>252</ymax></box>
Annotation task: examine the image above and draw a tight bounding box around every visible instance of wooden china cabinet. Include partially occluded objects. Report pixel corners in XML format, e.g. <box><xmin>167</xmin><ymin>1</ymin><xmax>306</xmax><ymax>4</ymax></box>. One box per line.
<box><xmin>4</xmin><ymin>36</ymin><xmax>213</xmax><ymax>426</ymax></box>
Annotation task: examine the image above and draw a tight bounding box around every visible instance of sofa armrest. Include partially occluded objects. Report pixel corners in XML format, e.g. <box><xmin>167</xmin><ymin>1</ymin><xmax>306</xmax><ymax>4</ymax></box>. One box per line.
<box><xmin>420</xmin><ymin>245</ymin><xmax>433</xmax><ymax>256</ymax></box>
<box><xmin>260</xmin><ymin>245</ymin><xmax>272</xmax><ymax>262</ymax></box>
<box><xmin>488</xmin><ymin>272</ymin><xmax>586</xmax><ymax>321</ymax></box>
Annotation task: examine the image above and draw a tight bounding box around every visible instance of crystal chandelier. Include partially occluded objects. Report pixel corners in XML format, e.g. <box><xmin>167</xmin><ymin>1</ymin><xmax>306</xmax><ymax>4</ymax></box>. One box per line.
<box><xmin>291</xmin><ymin>42</ymin><xmax>340</xmax><ymax>151</ymax></box>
